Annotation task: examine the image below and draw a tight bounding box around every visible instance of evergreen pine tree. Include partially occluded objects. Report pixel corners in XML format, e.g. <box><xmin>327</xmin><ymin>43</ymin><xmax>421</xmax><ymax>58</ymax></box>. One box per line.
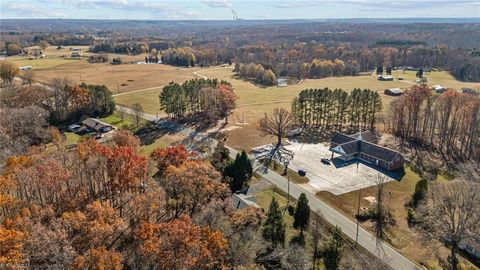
<box><xmin>262</xmin><ymin>197</ymin><xmax>286</xmax><ymax>247</ymax></box>
<box><xmin>211</xmin><ymin>142</ymin><xmax>230</xmax><ymax>173</ymax></box>
<box><xmin>223</xmin><ymin>151</ymin><xmax>252</xmax><ymax>193</ymax></box>
<box><xmin>323</xmin><ymin>226</ymin><xmax>344</xmax><ymax>270</ymax></box>
<box><xmin>293</xmin><ymin>193</ymin><xmax>310</xmax><ymax>238</ymax></box>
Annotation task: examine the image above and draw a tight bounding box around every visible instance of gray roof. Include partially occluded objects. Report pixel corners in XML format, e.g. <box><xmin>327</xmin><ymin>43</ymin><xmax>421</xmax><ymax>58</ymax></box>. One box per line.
<box><xmin>330</xmin><ymin>131</ymin><xmax>401</xmax><ymax>163</ymax></box>
<box><xmin>331</xmin><ymin>133</ymin><xmax>356</xmax><ymax>145</ymax></box>
<box><xmin>331</xmin><ymin>131</ymin><xmax>377</xmax><ymax>144</ymax></box>
<box><xmin>350</xmin><ymin>131</ymin><xmax>378</xmax><ymax>143</ymax></box>
<box><xmin>82</xmin><ymin>118</ymin><xmax>98</xmax><ymax>129</ymax></box>
<box><xmin>82</xmin><ymin>118</ymin><xmax>114</xmax><ymax>132</ymax></box>
<box><xmin>360</xmin><ymin>141</ymin><xmax>400</xmax><ymax>162</ymax></box>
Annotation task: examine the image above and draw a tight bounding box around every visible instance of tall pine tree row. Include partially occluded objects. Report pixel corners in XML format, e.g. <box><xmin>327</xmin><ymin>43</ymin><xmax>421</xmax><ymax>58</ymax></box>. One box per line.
<box><xmin>291</xmin><ymin>87</ymin><xmax>382</xmax><ymax>132</ymax></box>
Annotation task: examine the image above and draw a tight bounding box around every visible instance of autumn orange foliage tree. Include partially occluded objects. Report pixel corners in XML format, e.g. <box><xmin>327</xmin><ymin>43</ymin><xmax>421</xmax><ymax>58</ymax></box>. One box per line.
<box><xmin>71</xmin><ymin>246</ymin><xmax>123</xmax><ymax>270</ymax></box>
<box><xmin>62</xmin><ymin>201</ymin><xmax>127</xmax><ymax>252</ymax></box>
<box><xmin>137</xmin><ymin>216</ymin><xmax>228</xmax><ymax>270</ymax></box>
<box><xmin>150</xmin><ymin>145</ymin><xmax>195</xmax><ymax>177</ymax></box>
<box><xmin>0</xmin><ymin>226</ymin><xmax>26</xmax><ymax>267</ymax></box>
<box><xmin>162</xmin><ymin>161</ymin><xmax>229</xmax><ymax>217</ymax></box>
<box><xmin>0</xmin><ymin>133</ymin><xmax>266</xmax><ymax>270</ymax></box>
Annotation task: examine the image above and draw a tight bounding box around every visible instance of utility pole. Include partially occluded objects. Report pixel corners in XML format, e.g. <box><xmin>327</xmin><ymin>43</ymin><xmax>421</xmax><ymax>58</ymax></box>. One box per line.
<box><xmin>282</xmin><ymin>160</ymin><xmax>291</xmax><ymax>217</ymax></box>
<box><xmin>356</xmin><ymin>188</ymin><xmax>362</xmax><ymax>245</ymax></box>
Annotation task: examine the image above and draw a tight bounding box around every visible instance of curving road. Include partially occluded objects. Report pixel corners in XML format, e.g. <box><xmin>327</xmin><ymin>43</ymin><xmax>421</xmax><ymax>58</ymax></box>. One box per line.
<box><xmin>116</xmin><ymin>102</ymin><xmax>420</xmax><ymax>270</ymax></box>
<box><xmin>114</xmin><ymin>65</ymin><xmax>421</xmax><ymax>270</ymax></box>
<box><xmin>113</xmin><ymin>65</ymin><xmax>420</xmax><ymax>270</ymax></box>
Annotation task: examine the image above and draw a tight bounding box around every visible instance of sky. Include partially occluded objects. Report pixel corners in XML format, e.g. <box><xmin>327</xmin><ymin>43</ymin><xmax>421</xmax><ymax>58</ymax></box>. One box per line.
<box><xmin>1</xmin><ymin>0</ymin><xmax>479</xmax><ymax>20</ymax></box>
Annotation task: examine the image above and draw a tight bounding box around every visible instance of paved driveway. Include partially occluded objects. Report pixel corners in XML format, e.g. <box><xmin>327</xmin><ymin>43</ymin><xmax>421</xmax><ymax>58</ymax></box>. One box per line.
<box><xmin>284</xmin><ymin>142</ymin><xmax>397</xmax><ymax>195</ymax></box>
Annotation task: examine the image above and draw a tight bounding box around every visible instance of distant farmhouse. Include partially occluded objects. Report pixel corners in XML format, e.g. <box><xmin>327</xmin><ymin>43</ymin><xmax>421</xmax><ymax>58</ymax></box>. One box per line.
<box><xmin>384</xmin><ymin>88</ymin><xmax>404</xmax><ymax>96</ymax></box>
<box><xmin>377</xmin><ymin>75</ymin><xmax>394</xmax><ymax>81</ymax></box>
<box><xmin>330</xmin><ymin>131</ymin><xmax>404</xmax><ymax>171</ymax></box>
<box><xmin>276</xmin><ymin>78</ymin><xmax>288</xmax><ymax>87</ymax></box>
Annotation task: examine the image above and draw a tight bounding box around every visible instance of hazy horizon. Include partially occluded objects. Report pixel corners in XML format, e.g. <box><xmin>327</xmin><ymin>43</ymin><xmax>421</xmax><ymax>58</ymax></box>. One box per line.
<box><xmin>1</xmin><ymin>0</ymin><xmax>479</xmax><ymax>20</ymax></box>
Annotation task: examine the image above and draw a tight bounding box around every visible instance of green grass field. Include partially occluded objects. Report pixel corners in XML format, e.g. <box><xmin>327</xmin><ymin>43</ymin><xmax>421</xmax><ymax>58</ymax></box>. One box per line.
<box><xmin>114</xmin><ymin>66</ymin><xmax>478</xmax><ymax>119</ymax></box>
<box><xmin>7</xmin><ymin>57</ymin><xmax>84</xmax><ymax>70</ymax></box>
<box><xmin>65</xmin><ymin>132</ymin><xmax>82</xmax><ymax>144</ymax></box>
<box><xmin>115</xmin><ymin>88</ymin><xmax>163</xmax><ymax>115</ymax></box>
<box><xmin>5</xmin><ymin>46</ymin><xmax>89</xmax><ymax>70</ymax></box>
<box><xmin>392</xmin><ymin>70</ymin><xmax>479</xmax><ymax>90</ymax></box>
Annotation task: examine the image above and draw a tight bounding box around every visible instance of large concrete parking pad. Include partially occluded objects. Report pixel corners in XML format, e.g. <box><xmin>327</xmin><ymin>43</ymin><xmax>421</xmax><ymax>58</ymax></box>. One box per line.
<box><xmin>284</xmin><ymin>142</ymin><xmax>398</xmax><ymax>195</ymax></box>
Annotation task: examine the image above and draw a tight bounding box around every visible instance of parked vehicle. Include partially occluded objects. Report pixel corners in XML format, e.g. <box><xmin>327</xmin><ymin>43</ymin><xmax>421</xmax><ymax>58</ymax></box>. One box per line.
<box><xmin>321</xmin><ymin>158</ymin><xmax>331</xmax><ymax>165</ymax></box>
<box><xmin>68</xmin><ymin>124</ymin><xmax>81</xmax><ymax>132</ymax></box>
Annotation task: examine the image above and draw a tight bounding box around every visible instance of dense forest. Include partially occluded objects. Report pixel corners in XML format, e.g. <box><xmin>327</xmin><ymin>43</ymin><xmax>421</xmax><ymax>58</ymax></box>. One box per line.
<box><xmin>2</xmin><ymin>20</ymin><xmax>479</xmax><ymax>82</ymax></box>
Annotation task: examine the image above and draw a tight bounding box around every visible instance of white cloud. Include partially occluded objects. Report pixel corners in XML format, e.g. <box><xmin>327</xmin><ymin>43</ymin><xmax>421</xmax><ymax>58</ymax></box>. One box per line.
<box><xmin>3</xmin><ymin>2</ymin><xmax>41</xmax><ymax>13</ymax></box>
<box><xmin>201</xmin><ymin>0</ymin><xmax>232</xmax><ymax>8</ymax></box>
<box><xmin>271</xmin><ymin>0</ymin><xmax>480</xmax><ymax>10</ymax></box>
<box><xmin>38</xmin><ymin>0</ymin><xmax>174</xmax><ymax>11</ymax></box>
<box><xmin>2</xmin><ymin>1</ymin><xmax>70</xmax><ymax>18</ymax></box>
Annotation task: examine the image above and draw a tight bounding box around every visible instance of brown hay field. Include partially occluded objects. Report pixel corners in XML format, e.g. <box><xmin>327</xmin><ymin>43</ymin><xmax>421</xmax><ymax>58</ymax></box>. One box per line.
<box><xmin>33</xmin><ymin>62</ymin><xmax>202</xmax><ymax>93</ymax></box>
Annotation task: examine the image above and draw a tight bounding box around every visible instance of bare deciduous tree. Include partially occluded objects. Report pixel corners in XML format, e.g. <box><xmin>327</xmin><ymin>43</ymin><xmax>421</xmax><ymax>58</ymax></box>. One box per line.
<box><xmin>310</xmin><ymin>214</ymin><xmax>324</xmax><ymax>269</ymax></box>
<box><xmin>258</xmin><ymin>107</ymin><xmax>293</xmax><ymax>147</ymax></box>
<box><xmin>425</xmin><ymin>181</ymin><xmax>480</xmax><ymax>270</ymax></box>
<box><xmin>117</xmin><ymin>105</ymin><xmax>127</xmax><ymax>121</ymax></box>
<box><xmin>283</xmin><ymin>244</ymin><xmax>310</xmax><ymax>270</ymax></box>
<box><xmin>131</xmin><ymin>103</ymin><xmax>144</xmax><ymax>127</ymax></box>
<box><xmin>374</xmin><ymin>174</ymin><xmax>391</xmax><ymax>245</ymax></box>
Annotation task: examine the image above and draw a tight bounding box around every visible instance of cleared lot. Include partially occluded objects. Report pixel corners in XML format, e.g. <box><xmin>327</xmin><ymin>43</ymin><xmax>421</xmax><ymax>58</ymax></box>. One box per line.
<box><xmin>284</xmin><ymin>142</ymin><xmax>399</xmax><ymax>195</ymax></box>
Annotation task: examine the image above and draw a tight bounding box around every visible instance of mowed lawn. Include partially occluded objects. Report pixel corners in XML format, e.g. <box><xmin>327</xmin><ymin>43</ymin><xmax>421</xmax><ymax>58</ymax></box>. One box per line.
<box><xmin>115</xmin><ymin>87</ymin><xmax>162</xmax><ymax>114</ymax></box>
<box><xmin>113</xmin><ymin>66</ymin><xmax>405</xmax><ymax>116</ymax></box>
<box><xmin>392</xmin><ymin>69</ymin><xmax>480</xmax><ymax>90</ymax></box>
<box><xmin>5</xmin><ymin>46</ymin><xmax>90</xmax><ymax>70</ymax></box>
<box><xmin>113</xmin><ymin>66</ymin><xmax>479</xmax><ymax>151</ymax></box>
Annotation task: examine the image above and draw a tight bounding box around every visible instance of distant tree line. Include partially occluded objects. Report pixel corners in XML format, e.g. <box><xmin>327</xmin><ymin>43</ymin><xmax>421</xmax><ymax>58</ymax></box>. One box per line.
<box><xmin>90</xmin><ymin>42</ymin><xmax>149</xmax><ymax>55</ymax></box>
<box><xmin>448</xmin><ymin>51</ymin><xmax>480</xmax><ymax>82</ymax></box>
<box><xmin>291</xmin><ymin>88</ymin><xmax>382</xmax><ymax>131</ymax></box>
<box><xmin>159</xmin><ymin>78</ymin><xmax>236</xmax><ymax>122</ymax></box>
<box><xmin>386</xmin><ymin>85</ymin><xmax>480</xmax><ymax>161</ymax></box>
<box><xmin>374</xmin><ymin>40</ymin><xmax>427</xmax><ymax>47</ymax></box>
<box><xmin>33</xmin><ymin>34</ymin><xmax>94</xmax><ymax>46</ymax></box>
<box><xmin>234</xmin><ymin>63</ymin><xmax>276</xmax><ymax>86</ymax></box>
<box><xmin>161</xmin><ymin>47</ymin><xmax>195</xmax><ymax>67</ymax></box>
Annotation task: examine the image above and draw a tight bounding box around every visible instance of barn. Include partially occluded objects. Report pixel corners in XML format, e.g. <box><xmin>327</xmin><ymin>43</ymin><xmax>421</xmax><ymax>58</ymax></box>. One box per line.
<box><xmin>329</xmin><ymin>131</ymin><xmax>404</xmax><ymax>171</ymax></box>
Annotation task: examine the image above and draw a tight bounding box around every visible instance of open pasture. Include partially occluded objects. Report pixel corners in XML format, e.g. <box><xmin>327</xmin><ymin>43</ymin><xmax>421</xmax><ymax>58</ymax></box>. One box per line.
<box><xmin>113</xmin><ymin>66</ymin><xmax>478</xmax><ymax>150</ymax></box>
<box><xmin>392</xmin><ymin>69</ymin><xmax>479</xmax><ymax>90</ymax></box>
<box><xmin>33</xmin><ymin>63</ymin><xmax>202</xmax><ymax>93</ymax></box>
